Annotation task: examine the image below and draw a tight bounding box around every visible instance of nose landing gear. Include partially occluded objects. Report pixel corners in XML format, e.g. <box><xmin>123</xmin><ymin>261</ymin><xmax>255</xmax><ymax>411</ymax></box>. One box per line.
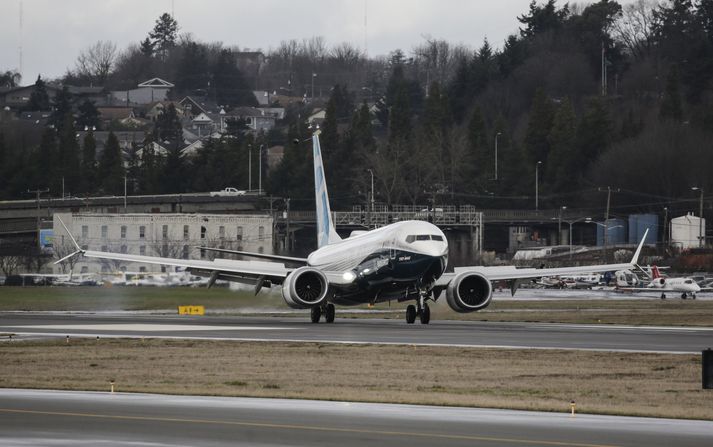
<box><xmin>310</xmin><ymin>303</ymin><xmax>336</xmax><ymax>323</ymax></box>
<box><xmin>405</xmin><ymin>293</ymin><xmax>431</xmax><ymax>325</ymax></box>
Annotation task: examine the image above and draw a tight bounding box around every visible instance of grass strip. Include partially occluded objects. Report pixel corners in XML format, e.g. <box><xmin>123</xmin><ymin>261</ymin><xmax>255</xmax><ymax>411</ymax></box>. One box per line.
<box><xmin>1</xmin><ymin>338</ymin><xmax>710</xmax><ymax>420</ymax></box>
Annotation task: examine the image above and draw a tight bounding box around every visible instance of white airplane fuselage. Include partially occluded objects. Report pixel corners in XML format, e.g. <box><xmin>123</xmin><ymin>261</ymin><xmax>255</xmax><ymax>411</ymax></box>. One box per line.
<box><xmin>307</xmin><ymin>220</ymin><xmax>449</xmax><ymax>305</ymax></box>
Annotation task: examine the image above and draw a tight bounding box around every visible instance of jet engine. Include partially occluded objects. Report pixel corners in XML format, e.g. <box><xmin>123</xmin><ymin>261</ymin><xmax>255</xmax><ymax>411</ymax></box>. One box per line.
<box><xmin>281</xmin><ymin>267</ymin><xmax>330</xmax><ymax>309</ymax></box>
<box><xmin>445</xmin><ymin>272</ymin><xmax>492</xmax><ymax>313</ymax></box>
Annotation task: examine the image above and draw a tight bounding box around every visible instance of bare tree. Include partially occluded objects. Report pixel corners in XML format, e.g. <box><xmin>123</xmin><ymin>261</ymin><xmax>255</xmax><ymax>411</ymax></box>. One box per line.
<box><xmin>612</xmin><ymin>0</ymin><xmax>657</xmax><ymax>59</ymax></box>
<box><xmin>53</xmin><ymin>241</ymin><xmax>82</xmax><ymax>276</ymax></box>
<box><xmin>0</xmin><ymin>70</ymin><xmax>21</xmax><ymax>88</ymax></box>
<box><xmin>0</xmin><ymin>255</ymin><xmax>22</xmax><ymax>277</ymax></box>
<box><xmin>75</xmin><ymin>40</ymin><xmax>118</xmax><ymax>85</ymax></box>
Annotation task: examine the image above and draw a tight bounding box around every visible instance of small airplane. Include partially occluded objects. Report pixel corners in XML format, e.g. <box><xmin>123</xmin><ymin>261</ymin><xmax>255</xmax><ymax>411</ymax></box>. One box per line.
<box><xmin>620</xmin><ymin>265</ymin><xmax>706</xmax><ymax>300</ymax></box>
<box><xmin>56</xmin><ymin>130</ymin><xmax>649</xmax><ymax>324</ymax></box>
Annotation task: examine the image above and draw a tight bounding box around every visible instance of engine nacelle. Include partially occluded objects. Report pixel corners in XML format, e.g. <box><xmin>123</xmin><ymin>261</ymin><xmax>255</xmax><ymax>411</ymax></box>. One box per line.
<box><xmin>281</xmin><ymin>267</ymin><xmax>330</xmax><ymax>309</ymax></box>
<box><xmin>652</xmin><ymin>277</ymin><xmax>666</xmax><ymax>288</ymax></box>
<box><xmin>445</xmin><ymin>271</ymin><xmax>493</xmax><ymax>313</ymax></box>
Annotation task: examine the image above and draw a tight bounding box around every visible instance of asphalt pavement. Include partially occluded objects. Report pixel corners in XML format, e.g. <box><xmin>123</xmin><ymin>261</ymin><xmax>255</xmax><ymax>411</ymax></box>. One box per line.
<box><xmin>1</xmin><ymin>389</ymin><xmax>711</xmax><ymax>447</ymax></box>
<box><xmin>1</xmin><ymin>312</ymin><xmax>711</xmax><ymax>353</ymax></box>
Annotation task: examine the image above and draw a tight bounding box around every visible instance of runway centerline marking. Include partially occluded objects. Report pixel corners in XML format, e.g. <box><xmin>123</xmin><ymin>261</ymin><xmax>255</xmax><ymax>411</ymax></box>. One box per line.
<box><xmin>4</xmin><ymin>324</ymin><xmax>297</xmax><ymax>332</ymax></box>
<box><xmin>0</xmin><ymin>408</ymin><xmax>621</xmax><ymax>447</ymax></box>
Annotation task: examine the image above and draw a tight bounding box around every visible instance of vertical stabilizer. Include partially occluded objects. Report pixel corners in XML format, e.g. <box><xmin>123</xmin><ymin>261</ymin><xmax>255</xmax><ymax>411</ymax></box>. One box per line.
<box><xmin>652</xmin><ymin>265</ymin><xmax>661</xmax><ymax>279</ymax></box>
<box><xmin>312</xmin><ymin>131</ymin><xmax>342</xmax><ymax>248</ymax></box>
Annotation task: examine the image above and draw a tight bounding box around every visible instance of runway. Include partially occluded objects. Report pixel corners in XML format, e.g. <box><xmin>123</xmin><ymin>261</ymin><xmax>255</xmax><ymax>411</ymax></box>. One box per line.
<box><xmin>1</xmin><ymin>389</ymin><xmax>711</xmax><ymax>447</ymax></box>
<box><xmin>1</xmin><ymin>312</ymin><xmax>711</xmax><ymax>353</ymax></box>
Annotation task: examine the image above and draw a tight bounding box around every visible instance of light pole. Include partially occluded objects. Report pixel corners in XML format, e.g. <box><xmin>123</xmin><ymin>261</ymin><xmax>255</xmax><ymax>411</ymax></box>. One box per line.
<box><xmin>535</xmin><ymin>161</ymin><xmax>542</xmax><ymax>210</ymax></box>
<box><xmin>124</xmin><ymin>175</ymin><xmax>127</xmax><ymax>213</ymax></box>
<box><xmin>27</xmin><ymin>188</ymin><xmax>49</xmax><ymax>248</ymax></box>
<box><xmin>248</xmin><ymin>144</ymin><xmax>252</xmax><ymax>191</ymax></box>
<box><xmin>494</xmin><ymin>132</ymin><xmax>501</xmax><ymax>181</ymax></box>
<box><xmin>663</xmin><ymin>206</ymin><xmax>668</xmax><ymax>249</ymax></box>
<box><xmin>558</xmin><ymin>206</ymin><xmax>567</xmax><ymax>245</ymax></box>
<box><xmin>588</xmin><ymin>219</ymin><xmax>623</xmax><ymax>259</ymax></box>
<box><xmin>692</xmin><ymin>187</ymin><xmax>704</xmax><ymax>247</ymax></box>
<box><xmin>564</xmin><ymin>216</ymin><xmax>590</xmax><ymax>259</ymax></box>
<box><xmin>311</xmin><ymin>73</ymin><xmax>317</xmax><ymax>101</ymax></box>
<box><xmin>258</xmin><ymin>144</ymin><xmax>264</xmax><ymax>195</ymax></box>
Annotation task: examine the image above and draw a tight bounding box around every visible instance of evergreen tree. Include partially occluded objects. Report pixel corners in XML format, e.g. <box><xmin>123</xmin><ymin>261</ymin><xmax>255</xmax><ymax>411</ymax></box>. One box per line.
<box><xmin>49</xmin><ymin>86</ymin><xmax>74</xmax><ymax>131</ymax></box>
<box><xmin>465</xmin><ymin>106</ymin><xmax>490</xmax><ymax>189</ymax></box>
<box><xmin>546</xmin><ymin>98</ymin><xmax>578</xmax><ymax>192</ymax></box>
<box><xmin>139</xmin><ymin>37</ymin><xmax>154</xmax><ymax>57</ymax></box>
<box><xmin>0</xmin><ymin>132</ymin><xmax>7</xmax><ymax>196</ymax></box>
<box><xmin>76</xmin><ymin>99</ymin><xmax>100</xmax><ymax>130</ymax></box>
<box><xmin>155</xmin><ymin>104</ymin><xmax>186</xmax><ymax>193</ymax></box>
<box><xmin>176</xmin><ymin>41</ymin><xmax>209</xmax><ymax>92</ymax></box>
<box><xmin>524</xmin><ymin>88</ymin><xmax>555</xmax><ymax>168</ymax></box>
<box><xmin>57</xmin><ymin>115</ymin><xmax>81</xmax><ymax>195</ymax></box>
<box><xmin>660</xmin><ymin>66</ymin><xmax>684</xmax><ymax>122</ymax></box>
<box><xmin>518</xmin><ymin>0</ymin><xmax>570</xmax><ymax>38</ymax></box>
<box><xmin>212</xmin><ymin>49</ymin><xmax>257</xmax><ymax>107</ymax></box>
<box><xmin>149</xmin><ymin>13</ymin><xmax>179</xmax><ymax>61</ymax></box>
<box><xmin>138</xmin><ymin>135</ymin><xmax>163</xmax><ymax>194</ymax></box>
<box><xmin>98</xmin><ymin>131</ymin><xmax>125</xmax><ymax>194</ymax></box>
<box><xmin>577</xmin><ymin>96</ymin><xmax>611</xmax><ymax>167</ymax></box>
<box><xmin>27</xmin><ymin>75</ymin><xmax>50</xmax><ymax>111</ymax></box>
<box><xmin>80</xmin><ymin>131</ymin><xmax>98</xmax><ymax>192</ymax></box>
<box><xmin>32</xmin><ymin>127</ymin><xmax>58</xmax><ymax>189</ymax></box>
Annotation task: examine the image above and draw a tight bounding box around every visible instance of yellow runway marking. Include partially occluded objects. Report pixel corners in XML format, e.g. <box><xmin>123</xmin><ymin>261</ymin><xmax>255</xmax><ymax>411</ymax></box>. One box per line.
<box><xmin>0</xmin><ymin>407</ymin><xmax>620</xmax><ymax>447</ymax></box>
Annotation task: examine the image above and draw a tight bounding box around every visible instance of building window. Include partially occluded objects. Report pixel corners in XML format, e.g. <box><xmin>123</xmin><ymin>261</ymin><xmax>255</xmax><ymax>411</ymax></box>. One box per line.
<box><xmin>182</xmin><ymin>245</ymin><xmax>189</xmax><ymax>259</ymax></box>
<box><xmin>236</xmin><ymin>226</ymin><xmax>243</xmax><ymax>241</ymax></box>
<box><xmin>201</xmin><ymin>226</ymin><xmax>207</xmax><ymax>239</ymax></box>
<box><xmin>120</xmin><ymin>245</ymin><xmax>127</xmax><ymax>254</ymax></box>
<box><xmin>219</xmin><ymin>226</ymin><xmax>225</xmax><ymax>239</ymax></box>
<box><xmin>258</xmin><ymin>226</ymin><xmax>265</xmax><ymax>241</ymax></box>
<box><xmin>82</xmin><ymin>225</ymin><xmax>89</xmax><ymax>238</ymax></box>
<box><xmin>139</xmin><ymin>226</ymin><xmax>145</xmax><ymax>239</ymax></box>
<box><xmin>139</xmin><ymin>266</ymin><xmax>146</xmax><ymax>273</ymax></box>
<box><xmin>80</xmin><ymin>266</ymin><xmax>88</xmax><ymax>274</ymax></box>
<box><xmin>101</xmin><ymin>245</ymin><xmax>107</xmax><ymax>252</ymax></box>
<box><xmin>120</xmin><ymin>226</ymin><xmax>127</xmax><ymax>239</ymax></box>
<box><xmin>162</xmin><ymin>225</ymin><xmax>168</xmax><ymax>239</ymax></box>
<box><xmin>101</xmin><ymin>225</ymin><xmax>108</xmax><ymax>238</ymax></box>
<box><xmin>161</xmin><ymin>265</ymin><xmax>166</xmax><ymax>273</ymax></box>
<box><xmin>183</xmin><ymin>225</ymin><xmax>189</xmax><ymax>240</ymax></box>
<box><xmin>120</xmin><ymin>266</ymin><xmax>127</xmax><ymax>272</ymax></box>
<box><xmin>101</xmin><ymin>265</ymin><xmax>109</xmax><ymax>272</ymax></box>
<box><xmin>140</xmin><ymin>245</ymin><xmax>146</xmax><ymax>255</ymax></box>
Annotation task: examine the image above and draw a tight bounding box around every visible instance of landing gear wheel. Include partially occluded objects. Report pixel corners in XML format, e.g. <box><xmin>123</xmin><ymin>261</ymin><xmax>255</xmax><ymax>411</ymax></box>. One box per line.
<box><xmin>405</xmin><ymin>305</ymin><xmax>417</xmax><ymax>324</ymax></box>
<box><xmin>310</xmin><ymin>306</ymin><xmax>322</xmax><ymax>323</ymax></box>
<box><xmin>419</xmin><ymin>303</ymin><xmax>431</xmax><ymax>325</ymax></box>
<box><xmin>325</xmin><ymin>303</ymin><xmax>335</xmax><ymax>323</ymax></box>
<box><xmin>682</xmin><ymin>293</ymin><xmax>687</xmax><ymax>300</ymax></box>
<box><xmin>693</xmin><ymin>293</ymin><xmax>697</xmax><ymax>300</ymax></box>
<box><xmin>661</xmin><ymin>293</ymin><xmax>666</xmax><ymax>300</ymax></box>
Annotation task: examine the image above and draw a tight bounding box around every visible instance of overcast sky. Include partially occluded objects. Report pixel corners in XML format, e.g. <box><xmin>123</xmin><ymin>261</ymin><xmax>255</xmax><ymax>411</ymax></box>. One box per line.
<box><xmin>1</xmin><ymin>0</ymin><xmax>622</xmax><ymax>84</ymax></box>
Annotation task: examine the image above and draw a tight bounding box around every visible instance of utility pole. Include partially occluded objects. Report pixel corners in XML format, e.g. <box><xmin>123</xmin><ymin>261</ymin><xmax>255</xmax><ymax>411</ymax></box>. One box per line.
<box><xmin>27</xmin><ymin>188</ymin><xmax>49</xmax><ymax>248</ymax></box>
<box><xmin>692</xmin><ymin>187</ymin><xmax>704</xmax><ymax>247</ymax></box>
<box><xmin>663</xmin><ymin>207</ymin><xmax>668</xmax><ymax>250</ymax></box>
<box><xmin>599</xmin><ymin>186</ymin><xmax>619</xmax><ymax>260</ymax></box>
<box><xmin>366</xmin><ymin>169</ymin><xmax>374</xmax><ymax>228</ymax></box>
<box><xmin>558</xmin><ymin>206</ymin><xmax>567</xmax><ymax>245</ymax></box>
<box><xmin>258</xmin><ymin>144</ymin><xmax>263</xmax><ymax>195</ymax></box>
<box><xmin>248</xmin><ymin>145</ymin><xmax>252</xmax><ymax>191</ymax></box>
<box><xmin>285</xmin><ymin>198</ymin><xmax>291</xmax><ymax>250</ymax></box>
<box><xmin>535</xmin><ymin>161</ymin><xmax>542</xmax><ymax>210</ymax></box>
<box><xmin>494</xmin><ymin>132</ymin><xmax>501</xmax><ymax>181</ymax></box>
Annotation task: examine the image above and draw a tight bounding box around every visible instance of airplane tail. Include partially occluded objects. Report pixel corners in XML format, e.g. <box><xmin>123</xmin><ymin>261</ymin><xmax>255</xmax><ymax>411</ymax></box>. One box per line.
<box><xmin>312</xmin><ymin>130</ymin><xmax>342</xmax><ymax>248</ymax></box>
<box><xmin>652</xmin><ymin>265</ymin><xmax>661</xmax><ymax>279</ymax></box>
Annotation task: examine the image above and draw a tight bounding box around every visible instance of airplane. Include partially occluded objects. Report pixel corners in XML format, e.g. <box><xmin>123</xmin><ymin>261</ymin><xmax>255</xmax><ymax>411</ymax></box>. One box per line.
<box><xmin>619</xmin><ymin>265</ymin><xmax>707</xmax><ymax>300</ymax></box>
<box><xmin>56</xmin><ymin>130</ymin><xmax>649</xmax><ymax>324</ymax></box>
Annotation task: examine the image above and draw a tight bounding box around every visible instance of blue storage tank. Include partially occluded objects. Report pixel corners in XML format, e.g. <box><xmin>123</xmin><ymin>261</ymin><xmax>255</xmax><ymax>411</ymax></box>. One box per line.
<box><xmin>596</xmin><ymin>218</ymin><xmax>627</xmax><ymax>246</ymax></box>
<box><xmin>628</xmin><ymin>214</ymin><xmax>658</xmax><ymax>245</ymax></box>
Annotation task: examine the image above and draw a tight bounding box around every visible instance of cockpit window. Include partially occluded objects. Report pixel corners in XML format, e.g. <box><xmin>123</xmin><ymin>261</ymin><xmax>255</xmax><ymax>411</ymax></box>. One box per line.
<box><xmin>416</xmin><ymin>235</ymin><xmax>430</xmax><ymax>241</ymax></box>
<box><xmin>431</xmin><ymin>235</ymin><xmax>444</xmax><ymax>241</ymax></box>
<box><xmin>406</xmin><ymin>235</ymin><xmax>415</xmax><ymax>243</ymax></box>
<box><xmin>684</xmin><ymin>279</ymin><xmax>693</xmax><ymax>284</ymax></box>
<box><xmin>406</xmin><ymin>234</ymin><xmax>439</xmax><ymax>243</ymax></box>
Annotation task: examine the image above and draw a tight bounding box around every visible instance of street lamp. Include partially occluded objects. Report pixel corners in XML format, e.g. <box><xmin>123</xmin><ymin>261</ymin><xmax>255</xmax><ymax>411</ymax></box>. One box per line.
<box><xmin>535</xmin><ymin>161</ymin><xmax>542</xmax><ymax>210</ymax></box>
<box><xmin>312</xmin><ymin>73</ymin><xmax>317</xmax><ymax>101</ymax></box>
<box><xmin>259</xmin><ymin>144</ymin><xmax>264</xmax><ymax>195</ymax></box>
<box><xmin>588</xmin><ymin>219</ymin><xmax>624</xmax><ymax>257</ymax></box>
<box><xmin>366</xmin><ymin>169</ymin><xmax>374</xmax><ymax>214</ymax></box>
<box><xmin>494</xmin><ymin>132</ymin><xmax>502</xmax><ymax>181</ymax></box>
<box><xmin>692</xmin><ymin>187</ymin><xmax>704</xmax><ymax>247</ymax></box>
<box><xmin>248</xmin><ymin>144</ymin><xmax>252</xmax><ymax>191</ymax></box>
<box><xmin>558</xmin><ymin>206</ymin><xmax>567</xmax><ymax>245</ymax></box>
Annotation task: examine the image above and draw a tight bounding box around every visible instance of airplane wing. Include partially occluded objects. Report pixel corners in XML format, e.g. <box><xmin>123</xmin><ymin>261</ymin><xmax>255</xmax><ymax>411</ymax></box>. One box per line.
<box><xmin>435</xmin><ymin>230</ymin><xmax>648</xmax><ymax>294</ymax></box>
<box><xmin>54</xmin><ymin>217</ymin><xmax>291</xmax><ymax>290</ymax></box>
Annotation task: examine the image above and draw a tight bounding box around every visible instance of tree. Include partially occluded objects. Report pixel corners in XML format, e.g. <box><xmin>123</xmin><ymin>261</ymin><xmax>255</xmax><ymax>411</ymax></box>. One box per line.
<box><xmin>149</xmin><ymin>13</ymin><xmax>179</xmax><ymax>61</ymax></box>
<box><xmin>212</xmin><ymin>49</ymin><xmax>257</xmax><ymax>107</ymax></box>
<box><xmin>546</xmin><ymin>98</ymin><xmax>579</xmax><ymax>191</ymax></box>
<box><xmin>77</xmin><ymin>99</ymin><xmax>100</xmax><ymax>130</ymax></box>
<box><xmin>57</xmin><ymin>115</ymin><xmax>81</xmax><ymax>195</ymax></box>
<box><xmin>98</xmin><ymin>131</ymin><xmax>125</xmax><ymax>194</ymax></box>
<box><xmin>49</xmin><ymin>86</ymin><xmax>74</xmax><ymax>131</ymax></box>
<box><xmin>80</xmin><ymin>131</ymin><xmax>98</xmax><ymax>192</ymax></box>
<box><xmin>74</xmin><ymin>40</ymin><xmax>117</xmax><ymax>85</ymax></box>
<box><xmin>518</xmin><ymin>0</ymin><xmax>570</xmax><ymax>38</ymax></box>
<box><xmin>176</xmin><ymin>41</ymin><xmax>209</xmax><ymax>92</ymax></box>
<box><xmin>0</xmin><ymin>70</ymin><xmax>21</xmax><ymax>88</ymax></box>
<box><xmin>154</xmin><ymin>104</ymin><xmax>185</xmax><ymax>193</ymax></box>
<box><xmin>32</xmin><ymin>127</ymin><xmax>58</xmax><ymax>189</ymax></box>
<box><xmin>139</xmin><ymin>37</ymin><xmax>154</xmax><ymax>57</ymax></box>
<box><xmin>577</xmin><ymin>96</ymin><xmax>611</xmax><ymax>167</ymax></box>
<box><xmin>26</xmin><ymin>75</ymin><xmax>50</xmax><ymax>111</ymax></box>
<box><xmin>660</xmin><ymin>66</ymin><xmax>684</xmax><ymax>122</ymax></box>
<box><xmin>523</xmin><ymin>88</ymin><xmax>555</xmax><ymax>167</ymax></box>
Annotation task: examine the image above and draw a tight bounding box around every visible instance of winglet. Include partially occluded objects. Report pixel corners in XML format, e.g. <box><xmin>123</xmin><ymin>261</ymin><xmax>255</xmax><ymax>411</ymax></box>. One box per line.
<box><xmin>630</xmin><ymin>228</ymin><xmax>648</xmax><ymax>267</ymax></box>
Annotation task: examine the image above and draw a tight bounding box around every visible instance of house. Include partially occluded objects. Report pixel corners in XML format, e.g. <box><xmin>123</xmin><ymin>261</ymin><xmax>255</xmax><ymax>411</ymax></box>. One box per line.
<box><xmin>266</xmin><ymin>145</ymin><xmax>284</xmax><ymax>171</ymax></box>
<box><xmin>306</xmin><ymin>108</ymin><xmax>326</xmax><ymax>126</ymax></box>
<box><xmin>144</xmin><ymin>101</ymin><xmax>184</xmax><ymax>121</ymax></box>
<box><xmin>97</xmin><ymin>107</ymin><xmax>147</xmax><ymax>128</ymax></box>
<box><xmin>178</xmin><ymin>96</ymin><xmax>207</xmax><ymax>118</ymax></box>
<box><xmin>110</xmin><ymin>78</ymin><xmax>174</xmax><ymax>105</ymax></box>
<box><xmin>190</xmin><ymin>112</ymin><xmax>215</xmax><ymax>138</ymax></box>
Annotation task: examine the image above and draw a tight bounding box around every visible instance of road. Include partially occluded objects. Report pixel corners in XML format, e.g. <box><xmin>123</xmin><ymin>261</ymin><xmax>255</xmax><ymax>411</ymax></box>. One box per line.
<box><xmin>0</xmin><ymin>389</ymin><xmax>711</xmax><ymax>447</ymax></box>
<box><xmin>1</xmin><ymin>312</ymin><xmax>711</xmax><ymax>353</ymax></box>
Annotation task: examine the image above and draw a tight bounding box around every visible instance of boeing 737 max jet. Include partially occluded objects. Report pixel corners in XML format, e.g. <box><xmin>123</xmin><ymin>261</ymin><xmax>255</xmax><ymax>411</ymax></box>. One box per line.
<box><xmin>57</xmin><ymin>131</ymin><xmax>647</xmax><ymax>324</ymax></box>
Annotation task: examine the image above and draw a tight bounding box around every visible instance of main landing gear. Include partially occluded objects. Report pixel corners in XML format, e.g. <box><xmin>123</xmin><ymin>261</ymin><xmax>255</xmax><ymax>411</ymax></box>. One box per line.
<box><xmin>405</xmin><ymin>295</ymin><xmax>431</xmax><ymax>325</ymax></box>
<box><xmin>310</xmin><ymin>303</ymin><xmax>336</xmax><ymax>323</ymax></box>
